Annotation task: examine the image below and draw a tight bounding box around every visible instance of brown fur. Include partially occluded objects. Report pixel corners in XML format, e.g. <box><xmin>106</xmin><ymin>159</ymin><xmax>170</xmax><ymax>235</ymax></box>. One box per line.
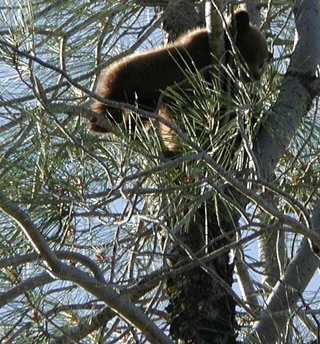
<box><xmin>90</xmin><ymin>10</ymin><xmax>271</xmax><ymax>140</ymax></box>
<box><xmin>229</xmin><ymin>10</ymin><xmax>271</xmax><ymax>81</ymax></box>
<box><xmin>90</xmin><ymin>28</ymin><xmax>211</xmax><ymax>133</ymax></box>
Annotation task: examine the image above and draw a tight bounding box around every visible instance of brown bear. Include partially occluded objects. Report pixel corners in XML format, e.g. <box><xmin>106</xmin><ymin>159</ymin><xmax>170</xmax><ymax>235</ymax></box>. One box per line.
<box><xmin>90</xmin><ymin>9</ymin><xmax>271</xmax><ymax>151</ymax></box>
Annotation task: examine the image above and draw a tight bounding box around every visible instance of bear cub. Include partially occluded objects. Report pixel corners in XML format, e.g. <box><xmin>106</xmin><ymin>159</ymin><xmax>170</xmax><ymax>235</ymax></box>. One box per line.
<box><xmin>90</xmin><ymin>9</ymin><xmax>271</xmax><ymax>145</ymax></box>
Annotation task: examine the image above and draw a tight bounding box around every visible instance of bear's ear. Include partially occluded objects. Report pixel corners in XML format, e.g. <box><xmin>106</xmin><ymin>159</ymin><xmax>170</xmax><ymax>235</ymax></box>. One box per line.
<box><xmin>234</xmin><ymin>10</ymin><xmax>250</xmax><ymax>32</ymax></box>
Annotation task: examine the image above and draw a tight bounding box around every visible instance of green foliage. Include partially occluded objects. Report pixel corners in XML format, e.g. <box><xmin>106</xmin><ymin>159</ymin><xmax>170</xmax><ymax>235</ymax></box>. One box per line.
<box><xmin>0</xmin><ymin>1</ymin><xmax>319</xmax><ymax>343</ymax></box>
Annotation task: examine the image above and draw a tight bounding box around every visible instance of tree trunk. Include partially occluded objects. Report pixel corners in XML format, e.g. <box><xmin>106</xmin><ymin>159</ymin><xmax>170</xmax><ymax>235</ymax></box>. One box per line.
<box><xmin>166</xmin><ymin>201</ymin><xmax>237</xmax><ymax>344</ymax></box>
<box><xmin>156</xmin><ymin>1</ymin><xmax>238</xmax><ymax>342</ymax></box>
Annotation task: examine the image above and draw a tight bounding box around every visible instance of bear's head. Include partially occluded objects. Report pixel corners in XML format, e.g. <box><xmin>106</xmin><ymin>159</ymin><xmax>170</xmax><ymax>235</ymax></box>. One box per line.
<box><xmin>229</xmin><ymin>10</ymin><xmax>272</xmax><ymax>81</ymax></box>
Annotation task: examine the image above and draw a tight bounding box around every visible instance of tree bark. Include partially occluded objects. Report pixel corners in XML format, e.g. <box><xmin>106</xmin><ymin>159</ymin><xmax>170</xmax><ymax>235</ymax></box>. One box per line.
<box><xmin>247</xmin><ymin>0</ymin><xmax>320</xmax><ymax>342</ymax></box>
<box><xmin>156</xmin><ymin>1</ymin><xmax>237</xmax><ymax>342</ymax></box>
<box><xmin>166</xmin><ymin>202</ymin><xmax>237</xmax><ymax>343</ymax></box>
